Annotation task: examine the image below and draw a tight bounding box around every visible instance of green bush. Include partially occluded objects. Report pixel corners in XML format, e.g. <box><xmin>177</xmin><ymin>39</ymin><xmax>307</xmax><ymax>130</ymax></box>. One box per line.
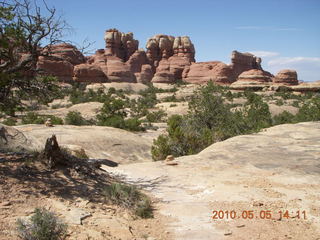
<box><xmin>48</xmin><ymin>115</ymin><xmax>64</xmax><ymax>125</ymax></box>
<box><xmin>22</xmin><ymin>112</ymin><xmax>45</xmax><ymax>124</ymax></box>
<box><xmin>151</xmin><ymin>82</ymin><xmax>273</xmax><ymax>160</ymax></box>
<box><xmin>97</xmin><ymin>97</ymin><xmax>144</xmax><ymax>131</ymax></box>
<box><xmin>272</xmin><ymin>111</ymin><xmax>296</xmax><ymax>125</ymax></box>
<box><xmin>275</xmin><ymin>99</ymin><xmax>284</xmax><ymax>106</ymax></box>
<box><xmin>162</xmin><ymin>95</ymin><xmax>179</xmax><ymax>102</ymax></box>
<box><xmin>64</xmin><ymin>111</ymin><xmax>87</xmax><ymax>126</ymax></box>
<box><xmin>295</xmin><ymin>97</ymin><xmax>320</xmax><ymax>122</ymax></box>
<box><xmin>146</xmin><ymin>110</ymin><xmax>167</xmax><ymax>122</ymax></box>
<box><xmin>16</xmin><ymin>208</ymin><xmax>67</xmax><ymax>240</ymax></box>
<box><xmin>21</xmin><ymin>112</ymin><xmax>63</xmax><ymax>125</ymax></box>
<box><xmin>2</xmin><ymin>118</ymin><xmax>17</xmax><ymax>126</ymax></box>
<box><xmin>124</xmin><ymin>117</ymin><xmax>144</xmax><ymax>131</ymax></box>
<box><xmin>291</xmin><ymin>100</ymin><xmax>300</xmax><ymax>108</ymax></box>
<box><xmin>102</xmin><ymin>183</ymin><xmax>153</xmax><ymax>218</ymax></box>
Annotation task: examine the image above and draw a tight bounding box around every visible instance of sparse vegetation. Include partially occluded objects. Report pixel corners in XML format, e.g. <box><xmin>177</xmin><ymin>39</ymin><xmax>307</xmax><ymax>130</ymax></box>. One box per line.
<box><xmin>146</xmin><ymin>110</ymin><xmax>167</xmax><ymax>122</ymax></box>
<box><xmin>152</xmin><ymin>82</ymin><xmax>274</xmax><ymax>160</ymax></box>
<box><xmin>16</xmin><ymin>208</ymin><xmax>67</xmax><ymax>240</ymax></box>
<box><xmin>275</xmin><ymin>98</ymin><xmax>284</xmax><ymax>106</ymax></box>
<box><xmin>102</xmin><ymin>183</ymin><xmax>153</xmax><ymax>218</ymax></box>
<box><xmin>64</xmin><ymin>111</ymin><xmax>88</xmax><ymax>126</ymax></box>
<box><xmin>21</xmin><ymin>112</ymin><xmax>63</xmax><ymax>125</ymax></box>
<box><xmin>2</xmin><ymin>117</ymin><xmax>17</xmax><ymax>126</ymax></box>
<box><xmin>97</xmin><ymin>97</ymin><xmax>144</xmax><ymax>131</ymax></box>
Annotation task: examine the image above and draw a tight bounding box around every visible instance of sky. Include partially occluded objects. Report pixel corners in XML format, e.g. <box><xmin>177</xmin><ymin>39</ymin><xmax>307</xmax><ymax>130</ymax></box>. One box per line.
<box><xmin>47</xmin><ymin>0</ymin><xmax>320</xmax><ymax>81</ymax></box>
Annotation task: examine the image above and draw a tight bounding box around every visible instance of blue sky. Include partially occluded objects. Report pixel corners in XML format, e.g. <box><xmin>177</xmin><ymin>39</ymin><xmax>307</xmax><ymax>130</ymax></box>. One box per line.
<box><xmin>49</xmin><ymin>0</ymin><xmax>320</xmax><ymax>81</ymax></box>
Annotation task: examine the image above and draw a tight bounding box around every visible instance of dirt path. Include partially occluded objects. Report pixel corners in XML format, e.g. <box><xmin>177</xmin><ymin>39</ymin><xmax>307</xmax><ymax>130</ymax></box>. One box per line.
<box><xmin>102</xmin><ymin>122</ymin><xmax>320</xmax><ymax>240</ymax></box>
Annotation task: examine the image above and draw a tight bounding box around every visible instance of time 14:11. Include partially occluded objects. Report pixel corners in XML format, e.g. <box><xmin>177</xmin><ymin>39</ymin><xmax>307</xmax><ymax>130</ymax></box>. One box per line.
<box><xmin>279</xmin><ymin>210</ymin><xmax>306</xmax><ymax>219</ymax></box>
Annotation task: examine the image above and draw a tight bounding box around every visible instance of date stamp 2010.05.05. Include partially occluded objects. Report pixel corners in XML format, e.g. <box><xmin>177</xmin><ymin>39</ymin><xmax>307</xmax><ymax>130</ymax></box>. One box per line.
<box><xmin>212</xmin><ymin>210</ymin><xmax>307</xmax><ymax>220</ymax></box>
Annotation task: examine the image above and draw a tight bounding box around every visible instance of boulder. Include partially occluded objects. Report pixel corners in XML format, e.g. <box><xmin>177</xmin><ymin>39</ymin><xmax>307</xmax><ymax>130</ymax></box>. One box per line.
<box><xmin>273</xmin><ymin>69</ymin><xmax>298</xmax><ymax>85</ymax></box>
<box><xmin>73</xmin><ymin>64</ymin><xmax>108</xmax><ymax>83</ymax></box>
<box><xmin>183</xmin><ymin>61</ymin><xmax>234</xmax><ymax>84</ymax></box>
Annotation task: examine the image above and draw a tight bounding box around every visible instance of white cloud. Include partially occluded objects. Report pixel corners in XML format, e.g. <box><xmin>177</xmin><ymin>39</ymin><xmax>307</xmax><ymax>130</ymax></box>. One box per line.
<box><xmin>236</xmin><ymin>26</ymin><xmax>301</xmax><ymax>31</ymax></box>
<box><xmin>268</xmin><ymin>57</ymin><xmax>320</xmax><ymax>66</ymax></box>
<box><xmin>249</xmin><ymin>51</ymin><xmax>280</xmax><ymax>58</ymax></box>
<box><xmin>266</xmin><ymin>57</ymin><xmax>320</xmax><ymax>81</ymax></box>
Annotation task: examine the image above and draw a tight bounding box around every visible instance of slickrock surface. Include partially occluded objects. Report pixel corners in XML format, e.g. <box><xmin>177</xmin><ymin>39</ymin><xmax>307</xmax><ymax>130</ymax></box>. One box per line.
<box><xmin>103</xmin><ymin>122</ymin><xmax>320</xmax><ymax>240</ymax></box>
<box><xmin>14</xmin><ymin>125</ymin><xmax>153</xmax><ymax>164</ymax></box>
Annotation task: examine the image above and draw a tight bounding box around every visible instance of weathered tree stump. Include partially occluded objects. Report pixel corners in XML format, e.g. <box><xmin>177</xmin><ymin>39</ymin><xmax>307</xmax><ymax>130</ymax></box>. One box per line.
<box><xmin>42</xmin><ymin>135</ymin><xmax>66</xmax><ymax>168</ymax></box>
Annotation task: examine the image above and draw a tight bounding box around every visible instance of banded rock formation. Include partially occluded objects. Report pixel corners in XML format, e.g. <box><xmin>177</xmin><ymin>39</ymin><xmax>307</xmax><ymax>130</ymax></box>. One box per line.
<box><xmin>35</xmin><ymin>28</ymin><xmax>308</xmax><ymax>90</ymax></box>
<box><xmin>230</xmin><ymin>69</ymin><xmax>273</xmax><ymax>90</ymax></box>
<box><xmin>273</xmin><ymin>69</ymin><xmax>298</xmax><ymax>86</ymax></box>
<box><xmin>147</xmin><ymin>34</ymin><xmax>196</xmax><ymax>83</ymax></box>
<box><xmin>37</xmin><ymin>43</ymin><xmax>86</xmax><ymax>82</ymax></box>
<box><xmin>182</xmin><ymin>62</ymin><xmax>234</xmax><ymax>85</ymax></box>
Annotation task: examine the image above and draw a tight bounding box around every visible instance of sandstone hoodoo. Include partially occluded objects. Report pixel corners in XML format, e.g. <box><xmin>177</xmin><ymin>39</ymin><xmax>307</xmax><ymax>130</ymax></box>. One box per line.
<box><xmin>230</xmin><ymin>69</ymin><xmax>273</xmax><ymax>90</ymax></box>
<box><xmin>230</xmin><ymin>50</ymin><xmax>262</xmax><ymax>77</ymax></box>
<box><xmin>104</xmin><ymin>28</ymin><xmax>139</xmax><ymax>61</ymax></box>
<box><xmin>273</xmin><ymin>69</ymin><xmax>299</xmax><ymax>86</ymax></box>
<box><xmin>147</xmin><ymin>34</ymin><xmax>196</xmax><ymax>83</ymax></box>
<box><xmin>35</xmin><ymin>28</ymin><xmax>309</xmax><ymax>88</ymax></box>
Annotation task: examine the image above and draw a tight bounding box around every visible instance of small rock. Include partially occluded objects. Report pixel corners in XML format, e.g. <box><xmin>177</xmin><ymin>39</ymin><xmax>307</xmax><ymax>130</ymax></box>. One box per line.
<box><xmin>224</xmin><ymin>230</ymin><xmax>232</xmax><ymax>236</ymax></box>
<box><xmin>165</xmin><ymin>161</ymin><xmax>178</xmax><ymax>166</ymax></box>
<box><xmin>236</xmin><ymin>224</ymin><xmax>245</xmax><ymax>228</ymax></box>
<box><xmin>253</xmin><ymin>202</ymin><xmax>264</xmax><ymax>207</ymax></box>
<box><xmin>1</xmin><ymin>201</ymin><xmax>11</xmax><ymax>206</ymax></box>
<box><xmin>165</xmin><ymin>155</ymin><xmax>174</xmax><ymax>161</ymax></box>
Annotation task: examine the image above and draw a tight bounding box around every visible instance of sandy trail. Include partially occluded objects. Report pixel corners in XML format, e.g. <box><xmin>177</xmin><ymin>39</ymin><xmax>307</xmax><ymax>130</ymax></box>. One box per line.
<box><xmin>103</xmin><ymin>122</ymin><xmax>320</xmax><ymax>240</ymax></box>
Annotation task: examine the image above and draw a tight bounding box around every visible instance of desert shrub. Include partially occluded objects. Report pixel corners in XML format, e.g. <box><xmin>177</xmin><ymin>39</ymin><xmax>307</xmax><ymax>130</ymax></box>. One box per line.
<box><xmin>51</xmin><ymin>104</ymin><xmax>63</xmax><ymax>109</ymax></box>
<box><xmin>102</xmin><ymin>183</ymin><xmax>153</xmax><ymax>218</ymax></box>
<box><xmin>224</xmin><ymin>90</ymin><xmax>234</xmax><ymax>101</ymax></box>
<box><xmin>295</xmin><ymin>97</ymin><xmax>320</xmax><ymax>122</ymax></box>
<box><xmin>48</xmin><ymin>116</ymin><xmax>64</xmax><ymax>125</ymax></box>
<box><xmin>21</xmin><ymin>112</ymin><xmax>63</xmax><ymax>125</ymax></box>
<box><xmin>22</xmin><ymin>112</ymin><xmax>45</xmax><ymax>124</ymax></box>
<box><xmin>146</xmin><ymin>110</ymin><xmax>167</xmax><ymax>122</ymax></box>
<box><xmin>124</xmin><ymin>117</ymin><xmax>144</xmax><ymax>131</ymax></box>
<box><xmin>272</xmin><ymin>111</ymin><xmax>296</xmax><ymax>125</ymax></box>
<box><xmin>16</xmin><ymin>208</ymin><xmax>67</xmax><ymax>240</ymax></box>
<box><xmin>97</xmin><ymin>97</ymin><xmax>144</xmax><ymax>131</ymax></box>
<box><xmin>151</xmin><ymin>135</ymin><xmax>172</xmax><ymax>161</ymax></box>
<box><xmin>137</xmin><ymin>86</ymin><xmax>158</xmax><ymax>108</ymax></box>
<box><xmin>275</xmin><ymin>99</ymin><xmax>284</xmax><ymax>106</ymax></box>
<box><xmin>291</xmin><ymin>100</ymin><xmax>300</xmax><ymax>108</ymax></box>
<box><xmin>64</xmin><ymin>111</ymin><xmax>87</xmax><ymax>126</ymax></box>
<box><xmin>162</xmin><ymin>95</ymin><xmax>179</xmax><ymax>102</ymax></box>
<box><xmin>169</xmin><ymin>104</ymin><xmax>177</xmax><ymax>107</ymax></box>
<box><xmin>240</xmin><ymin>93</ymin><xmax>272</xmax><ymax>132</ymax></box>
<box><xmin>151</xmin><ymin>82</ymin><xmax>273</xmax><ymax>160</ymax></box>
<box><xmin>2</xmin><ymin>118</ymin><xmax>17</xmax><ymax>126</ymax></box>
